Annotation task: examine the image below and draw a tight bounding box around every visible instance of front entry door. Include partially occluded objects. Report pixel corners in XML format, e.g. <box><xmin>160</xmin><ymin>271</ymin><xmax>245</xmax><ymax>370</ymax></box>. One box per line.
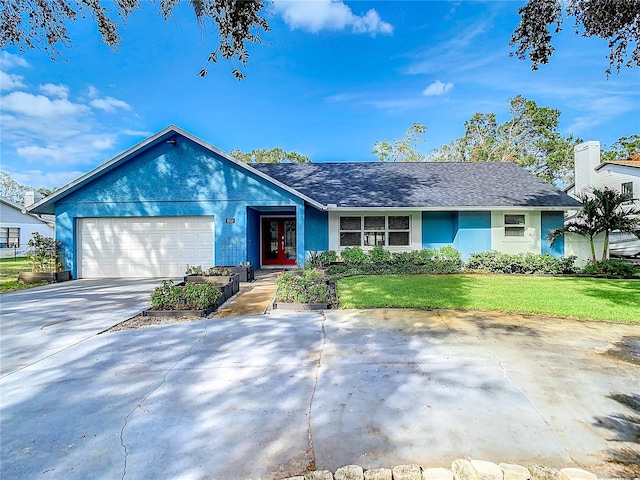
<box><xmin>262</xmin><ymin>218</ymin><xmax>297</xmax><ymax>265</ymax></box>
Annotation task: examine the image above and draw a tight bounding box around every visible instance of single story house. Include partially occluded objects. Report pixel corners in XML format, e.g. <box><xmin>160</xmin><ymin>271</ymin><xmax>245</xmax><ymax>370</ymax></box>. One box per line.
<box><xmin>29</xmin><ymin>125</ymin><xmax>582</xmax><ymax>278</ymax></box>
<box><xmin>1</xmin><ymin>196</ymin><xmax>55</xmax><ymax>259</ymax></box>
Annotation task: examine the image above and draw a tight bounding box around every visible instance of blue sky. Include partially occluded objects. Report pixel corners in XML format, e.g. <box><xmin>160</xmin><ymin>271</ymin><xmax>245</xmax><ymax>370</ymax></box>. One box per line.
<box><xmin>1</xmin><ymin>0</ymin><xmax>639</xmax><ymax>189</ymax></box>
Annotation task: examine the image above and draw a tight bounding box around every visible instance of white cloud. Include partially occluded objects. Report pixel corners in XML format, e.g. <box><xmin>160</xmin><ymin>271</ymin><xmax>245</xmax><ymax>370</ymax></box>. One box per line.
<box><xmin>123</xmin><ymin>129</ymin><xmax>153</xmax><ymax>136</ymax></box>
<box><xmin>1</xmin><ymin>91</ymin><xmax>90</xmax><ymax>118</ymax></box>
<box><xmin>0</xmin><ymin>52</ymin><xmax>29</xmax><ymax>69</ymax></box>
<box><xmin>12</xmin><ymin>169</ymin><xmax>85</xmax><ymax>190</ymax></box>
<box><xmin>422</xmin><ymin>80</ymin><xmax>453</xmax><ymax>96</ymax></box>
<box><xmin>91</xmin><ymin>137</ymin><xmax>115</xmax><ymax>150</ymax></box>
<box><xmin>39</xmin><ymin>83</ymin><xmax>69</xmax><ymax>99</ymax></box>
<box><xmin>90</xmin><ymin>96</ymin><xmax>132</xmax><ymax>112</ymax></box>
<box><xmin>85</xmin><ymin>85</ymin><xmax>99</xmax><ymax>98</ymax></box>
<box><xmin>0</xmin><ymin>70</ymin><xmax>25</xmax><ymax>91</ymax></box>
<box><xmin>273</xmin><ymin>0</ymin><xmax>392</xmax><ymax>34</ymax></box>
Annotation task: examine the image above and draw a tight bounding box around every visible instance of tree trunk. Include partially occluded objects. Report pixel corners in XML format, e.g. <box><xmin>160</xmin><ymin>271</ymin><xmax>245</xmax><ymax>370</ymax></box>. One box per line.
<box><xmin>601</xmin><ymin>231</ymin><xmax>610</xmax><ymax>262</ymax></box>
<box><xmin>589</xmin><ymin>237</ymin><xmax>597</xmax><ymax>263</ymax></box>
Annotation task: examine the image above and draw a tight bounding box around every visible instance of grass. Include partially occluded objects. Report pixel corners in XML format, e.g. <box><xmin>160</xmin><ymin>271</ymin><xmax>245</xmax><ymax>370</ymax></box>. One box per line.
<box><xmin>337</xmin><ymin>274</ymin><xmax>640</xmax><ymax>323</ymax></box>
<box><xmin>0</xmin><ymin>257</ymin><xmax>47</xmax><ymax>293</ymax></box>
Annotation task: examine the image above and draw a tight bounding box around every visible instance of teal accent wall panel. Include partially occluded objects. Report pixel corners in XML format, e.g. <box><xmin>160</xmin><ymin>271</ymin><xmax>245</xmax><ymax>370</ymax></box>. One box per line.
<box><xmin>422</xmin><ymin>211</ymin><xmax>456</xmax><ymax>248</ymax></box>
<box><xmin>541</xmin><ymin>211</ymin><xmax>565</xmax><ymax>257</ymax></box>
<box><xmin>305</xmin><ymin>205</ymin><xmax>329</xmax><ymax>252</ymax></box>
<box><xmin>454</xmin><ymin>211</ymin><xmax>491</xmax><ymax>260</ymax></box>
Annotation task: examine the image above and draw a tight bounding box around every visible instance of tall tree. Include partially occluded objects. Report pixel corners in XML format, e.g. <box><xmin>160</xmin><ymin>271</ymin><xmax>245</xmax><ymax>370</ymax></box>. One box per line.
<box><xmin>549</xmin><ymin>187</ymin><xmax>640</xmax><ymax>262</ymax></box>
<box><xmin>511</xmin><ymin>0</ymin><xmax>640</xmax><ymax>75</ymax></box>
<box><xmin>601</xmin><ymin>134</ymin><xmax>640</xmax><ymax>163</ymax></box>
<box><xmin>0</xmin><ymin>170</ymin><xmax>32</xmax><ymax>204</ymax></box>
<box><xmin>372</xmin><ymin>123</ymin><xmax>427</xmax><ymax>162</ymax></box>
<box><xmin>0</xmin><ymin>0</ymin><xmax>269</xmax><ymax>79</ymax></box>
<box><xmin>429</xmin><ymin>95</ymin><xmax>580</xmax><ymax>185</ymax></box>
<box><xmin>230</xmin><ymin>147</ymin><xmax>311</xmax><ymax>163</ymax></box>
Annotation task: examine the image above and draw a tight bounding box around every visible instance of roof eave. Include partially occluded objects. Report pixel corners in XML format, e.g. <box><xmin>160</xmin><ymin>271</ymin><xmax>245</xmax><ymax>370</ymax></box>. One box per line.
<box><xmin>326</xmin><ymin>205</ymin><xmax>579</xmax><ymax>211</ymax></box>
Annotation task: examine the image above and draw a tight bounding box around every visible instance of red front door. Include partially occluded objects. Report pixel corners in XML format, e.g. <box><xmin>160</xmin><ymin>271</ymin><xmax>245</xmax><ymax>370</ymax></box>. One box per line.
<box><xmin>262</xmin><ymin>218</ymin><xmax>297</xmax><ymax>265</ymax></box>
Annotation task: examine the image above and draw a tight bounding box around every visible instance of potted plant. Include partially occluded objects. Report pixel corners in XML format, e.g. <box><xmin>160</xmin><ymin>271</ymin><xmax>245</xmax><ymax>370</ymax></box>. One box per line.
<box><xmin>18</xmin><ymin>232</ymin><xmax>71</xmax><ymax>284</ymax></box>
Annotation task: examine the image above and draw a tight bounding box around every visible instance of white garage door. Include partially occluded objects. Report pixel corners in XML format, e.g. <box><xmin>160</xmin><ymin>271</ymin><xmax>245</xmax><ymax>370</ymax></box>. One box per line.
<box><xmin>79</xmin><ymin>217</ymin><xmax>215</xmax><ymax>278</ymax></box>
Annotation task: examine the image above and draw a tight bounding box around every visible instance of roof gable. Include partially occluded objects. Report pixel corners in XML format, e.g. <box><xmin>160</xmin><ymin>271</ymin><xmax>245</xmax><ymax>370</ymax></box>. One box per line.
<box><xmin>29</xmin><ymin>126</ymin><xmax>322</xmax><ymax>214</ymax></box>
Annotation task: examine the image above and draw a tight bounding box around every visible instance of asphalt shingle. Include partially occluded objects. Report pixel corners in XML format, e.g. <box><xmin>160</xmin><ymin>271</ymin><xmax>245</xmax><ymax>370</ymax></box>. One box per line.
<box><xmin>252</xmin><ymin>162</ymin><xmax>582</xmax><ymax>208</ymax></box>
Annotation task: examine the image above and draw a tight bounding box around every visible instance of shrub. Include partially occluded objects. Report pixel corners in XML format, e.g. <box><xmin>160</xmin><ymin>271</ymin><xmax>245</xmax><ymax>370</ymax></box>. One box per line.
<box><xmin>150</xmin><ymin>280</ymin><xmax>222</xmax><ymax>310</ymax></box>
<box><xmin>27</xmin><ymin>232</ymin><xmax>63</xmax><ymax>272</ymax></box>
<box><xmin>276</xmin><ymin>269</ymin><xmax>328</xmax><ymax>303</ymax></box>
<box><xmin>582</xmin><ymin>259</ymin><xmax>638</xmax><ymax>278</ymax></box>
<box><xmin>326</xmin><ymin>246</ymin><xmax>464</xmax><ymax>278</ymax></box>
<box><xmin>466</xmin><ymin>251</ymin><xmax>577</xmax><ymax>275</ymax></box>
<box><xmin>306</xmin><ymin>250</ymin><xmax>338</xmax><ymax>268</ymax></box>
<box><xmin>185</xmin><ymin>265</ymin><xmax>233</xmax><ymax>276</ymax></box>
<box><xmin>340</xmin><ymin>246</ymin><xmax>369</xmax><ymax>266</ymax></box>
<box><xmin>369</xmin><ymin>245</ymin><xmax>392</xmax><ymax>263</ymax></box>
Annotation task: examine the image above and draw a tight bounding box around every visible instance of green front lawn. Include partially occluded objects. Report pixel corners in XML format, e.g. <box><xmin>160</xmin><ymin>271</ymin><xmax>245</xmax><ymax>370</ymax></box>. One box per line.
<box><xmin>337</xmin><ymin>274</ymin><xmax>640</xmax><ymax>323</ymax></box>
<box><xmin>0</xmin><ymin>257</ymin><xmax>46</xmax><ymax>293</ymax></box>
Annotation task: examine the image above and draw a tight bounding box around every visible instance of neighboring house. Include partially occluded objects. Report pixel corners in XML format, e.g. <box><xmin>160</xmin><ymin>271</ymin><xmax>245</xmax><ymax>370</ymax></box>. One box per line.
<box><xmin>566</xmin><ymin>141</ymin><xmax>640</xmax><ymax>198</ymax></box>
<box><xmin>29</xmin><ymin>125</ymin><xmax>581</xmax><ymax>278</ymax></box>
<box><xmin>565</xmin><ymin>142</ymin><xmax>640</xmax><ymax>259</ymax></box>
<box><xmin>1</xmin><ymin>196</ymin><xmax>55</xmax><ymax>259</ymax></box>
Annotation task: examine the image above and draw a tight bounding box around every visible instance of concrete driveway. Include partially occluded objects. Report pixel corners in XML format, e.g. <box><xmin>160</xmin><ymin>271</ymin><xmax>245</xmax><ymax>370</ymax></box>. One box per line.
<box><xmin>0</xmin><ymin>303</ymin><xmax>638</xmax><ymax>479</ymax></box>
<box><xmin>0</xmin><ymin>279</ymin><xmax>166</xmax><ymax>377</ymax></box>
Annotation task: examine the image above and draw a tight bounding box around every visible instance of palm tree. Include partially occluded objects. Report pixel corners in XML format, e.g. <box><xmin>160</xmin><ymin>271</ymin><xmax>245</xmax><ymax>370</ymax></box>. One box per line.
<box><xmin>548</xmin><ymin>187</ymin><xmax>640</xmax><ymax>262</ymax></box>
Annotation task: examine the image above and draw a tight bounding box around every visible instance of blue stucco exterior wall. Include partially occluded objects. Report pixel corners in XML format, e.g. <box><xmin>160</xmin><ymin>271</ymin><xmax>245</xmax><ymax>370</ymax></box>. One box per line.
<box><xmin>422</xmin><ymin>212</ymin><xmax>456</xmax><ymax>248</ymax></box>
<box><xmin>541</xmin><ymin>211</ymin><xmax>565</xmax><ymax>257</ymax></box>
<box><xmin>55</xmin><ymin>136</ymin><xmax>307</xmax><ymax>277</ymax></box>
<box><xmin>455</xmin><ymin>211</ymin><xmax>491</xmax><ymax>259</ymax></box>
<box><xmin>422</xmin><ymin>210</ymin><xmax>491</xmax><ymax>260</ymax></box>
<box><xmin>304</xmin><ymin>205</ymin><xmax>329</xmax><ymax>253</ymax></box>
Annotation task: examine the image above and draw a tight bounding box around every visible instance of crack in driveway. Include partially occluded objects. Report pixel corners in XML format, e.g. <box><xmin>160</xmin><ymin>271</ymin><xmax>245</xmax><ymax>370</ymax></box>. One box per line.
<box><xmin>119</xmin><ymin>325</ymin><xmax>209</xmax><ymax>480</ymax></box>
<box><xmin>305</xmin><ymin>312</ymin><xmax>327</xmax><ymax>472</ymax></box>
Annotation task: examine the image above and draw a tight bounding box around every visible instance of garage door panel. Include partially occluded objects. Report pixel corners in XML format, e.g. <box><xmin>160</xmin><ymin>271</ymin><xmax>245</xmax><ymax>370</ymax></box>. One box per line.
<box><xmin>79</xmin><ymin>216</ymin><xmax>215</xmax><ymax>278</ymax></box>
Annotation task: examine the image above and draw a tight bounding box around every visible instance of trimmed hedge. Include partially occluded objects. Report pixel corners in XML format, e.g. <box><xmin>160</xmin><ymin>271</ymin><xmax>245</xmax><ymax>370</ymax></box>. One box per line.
<box><xmin>465</xmin><ymin>251</ymin><xmax>577</xmax><ymax>275</ymax></box>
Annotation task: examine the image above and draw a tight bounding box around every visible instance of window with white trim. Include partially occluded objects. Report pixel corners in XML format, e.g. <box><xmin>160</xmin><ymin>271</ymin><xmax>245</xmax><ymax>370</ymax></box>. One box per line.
<box><xmin>504</xmin><ymin>214</ymin><xmax>525</xmax><ymax>237</ymax></box>
<box><xmin>339</xmin><ymin>215</ymin><xmax>410</xmax><ymax>247</ymax></box>
<box><xmin>622</xmin><ymin>182</ymin><xmax>634</xmax><ymax>197</ymax></box>
<box><xmin>0</xmin><ymin>227</ymin><xmax>20</xmax><ymax>248</ymax></box>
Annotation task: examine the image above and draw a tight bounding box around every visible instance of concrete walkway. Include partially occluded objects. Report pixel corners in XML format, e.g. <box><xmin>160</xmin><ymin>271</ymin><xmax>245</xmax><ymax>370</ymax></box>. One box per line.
<box><xmin>216</xmin><ymin>269</ymin><xmax>280</xmax><ymax>318</ymax></box>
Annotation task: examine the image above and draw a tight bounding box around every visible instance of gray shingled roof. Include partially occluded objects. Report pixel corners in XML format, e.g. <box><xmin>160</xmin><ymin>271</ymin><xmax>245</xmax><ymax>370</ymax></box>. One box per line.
<box><xmin>252</xmin><ymin>162</ymin><xmax>582</xmax><ymax>208</ymax></box>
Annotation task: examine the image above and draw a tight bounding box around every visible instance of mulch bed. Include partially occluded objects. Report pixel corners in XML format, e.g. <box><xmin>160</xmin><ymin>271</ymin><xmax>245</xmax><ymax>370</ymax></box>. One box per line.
<box><xmin>103</xmin><ymin>311</ymin><xmax>218</xmax><ymax>333</ymax></box>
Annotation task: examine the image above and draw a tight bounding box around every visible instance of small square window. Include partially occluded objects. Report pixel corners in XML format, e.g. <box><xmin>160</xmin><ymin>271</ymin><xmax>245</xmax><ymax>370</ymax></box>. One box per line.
<box><xmin>622</xmin><ymin>182</ymin><xmax>633</xmax><ymax>196</ymax></box>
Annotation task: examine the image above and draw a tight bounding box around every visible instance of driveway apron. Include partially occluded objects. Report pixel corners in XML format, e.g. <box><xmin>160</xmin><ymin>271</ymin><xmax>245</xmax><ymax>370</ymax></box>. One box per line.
<box><xmin>0</xmin><ymin>278</ymin><xmax>164</xmax><ymax>377</ymax></box>
<box><xmin>0</xmin><ymin>307</ymin><xmax>638</xmax><ymax>479</ymax></box>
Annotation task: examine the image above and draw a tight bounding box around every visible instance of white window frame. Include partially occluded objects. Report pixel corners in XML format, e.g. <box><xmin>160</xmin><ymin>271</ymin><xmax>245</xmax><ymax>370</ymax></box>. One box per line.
<box><xmin>503</xmin><ymin>213</ymin><xmax>527</xmax><ymax>242</ymax></box>
<box><xmin>0</xmin><ymin>227</ymin><xmax>20</xmax><ymax>248</ymax></box>
<box><xmin>339</xmin><ymin>214</ymin><xmax>411</xmax><ymax>248</ymax></box>
<box><xmin>621</xmin><ymin>181</ymin><xmax>634</xmax><ymax>197</ymax></box>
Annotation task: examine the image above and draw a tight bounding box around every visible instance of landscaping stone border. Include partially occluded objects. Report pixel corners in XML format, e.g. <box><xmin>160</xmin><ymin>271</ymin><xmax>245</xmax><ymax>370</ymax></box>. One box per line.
<box><xmin>18</xmin><ymin>271</ymin><xmax>71</xmax><ymax>284</ymax></box>
<box><xmin>280</xmin><ymin>460</ymin><xmax>601</xmax><ymax>480</ymax></box>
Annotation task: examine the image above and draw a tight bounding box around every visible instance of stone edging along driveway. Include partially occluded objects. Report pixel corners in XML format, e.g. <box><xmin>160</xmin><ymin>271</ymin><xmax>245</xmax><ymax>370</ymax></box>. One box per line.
<box><xmin>282</xmin><ymin>459</ymin><xmax>601</xmax><ymax>480</ymax></box>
